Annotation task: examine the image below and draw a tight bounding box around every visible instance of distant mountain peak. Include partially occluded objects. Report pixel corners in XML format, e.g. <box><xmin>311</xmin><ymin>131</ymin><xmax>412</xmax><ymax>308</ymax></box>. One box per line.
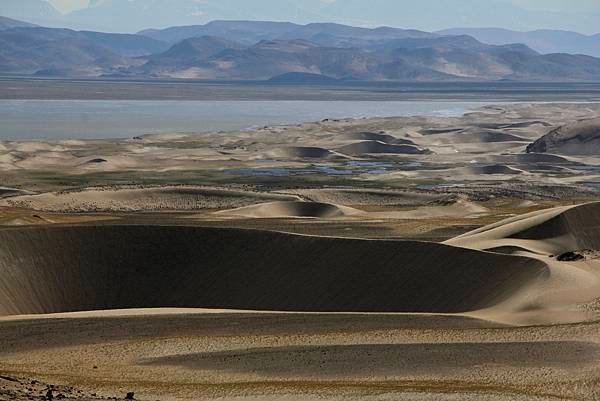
<box><xmin>438</xmin><ymin>27</ymin><xmax>600</xmax><ymax>57</ymax></box>
<box><xmin>0</xmin><ymin>16</ymin><xmax>39</xmax><ymax>30</ymax></box>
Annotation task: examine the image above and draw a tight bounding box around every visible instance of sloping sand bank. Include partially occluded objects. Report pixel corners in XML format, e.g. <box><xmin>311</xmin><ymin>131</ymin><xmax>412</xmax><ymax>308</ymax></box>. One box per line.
<box><xmin>0</xmin><ymin>225</ymin><xmax>545</xmax><ymax>316</ymax></box>
<box><xmin>216</xmin><ymin>201</ymin><xmax>363</xmax><ymax>218</ymax></box>
<box><xmin>0</xmin><ymin>186</ymin><xmax>300</xmax><ymax>212</ymax></box>
<box><xmin>447</xmin><ymin>202</ymin><xmax>600</xmax><ymax>324</ymax></box>
<box><xmin>447</xmin><ymin>201</ymin><xmax>600</xmax><ymax>254</ymax></box>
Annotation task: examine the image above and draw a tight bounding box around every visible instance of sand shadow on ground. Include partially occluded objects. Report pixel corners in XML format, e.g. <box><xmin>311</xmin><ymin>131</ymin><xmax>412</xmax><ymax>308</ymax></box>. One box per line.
<box><xmin>140</xmin><ymin>341</ymin><xmax>598</xmax><ymax>377</ymax></box>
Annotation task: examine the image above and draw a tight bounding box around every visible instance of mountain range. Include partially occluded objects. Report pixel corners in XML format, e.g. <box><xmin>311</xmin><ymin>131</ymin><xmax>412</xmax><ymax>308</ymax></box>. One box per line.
<box><xmin>2</xmin><ymin>0</ymin><xmax>600</xmax><ymax>36</ymax></box>
<box><xmin>2</xmin><ymin>18</ymin><xmax>600</xmax><ymax>82</ymax></box>
<box><xmin>139</xmin><ymin>21</ymin><xmax>436</xmax><ymax>46</ymax></box>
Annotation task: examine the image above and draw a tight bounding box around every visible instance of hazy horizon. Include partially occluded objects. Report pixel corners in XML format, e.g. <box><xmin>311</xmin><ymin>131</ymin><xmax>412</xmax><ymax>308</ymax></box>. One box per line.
<box><xmin>1</xmin><ymin>0</ymin><xmax>599</xmax><ymax>35</ymax></box>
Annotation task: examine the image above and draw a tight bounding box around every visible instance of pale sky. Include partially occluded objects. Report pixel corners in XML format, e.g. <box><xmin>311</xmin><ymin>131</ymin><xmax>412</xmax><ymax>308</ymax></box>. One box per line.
<box><xmin>14</xmin><ymin>0</ymin><xmax>600</xmax><ymax>34</ymax></box>
<box><xmin>47</xmin><ymin>0</ymin><xmax>600</xmax><ymax>15</ymax></box>
<box><xmin>511</xmin><ymin>0</ymin><xmax>600</xmax><ymax>12</ymax></box>
<box><xmin>48</xmin><ymin>0</ymin><xmax>88</xmax><ymax>13</ymax></box>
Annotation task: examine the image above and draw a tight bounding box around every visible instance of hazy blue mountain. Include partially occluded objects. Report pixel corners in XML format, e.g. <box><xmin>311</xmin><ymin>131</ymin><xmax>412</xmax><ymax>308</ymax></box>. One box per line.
<box><xmin>368</xmin><ymin>35</ymin><xmax>486</xmax><ymax>51</ymax></box>
<box><xmin>78</xmin><ymin>31</ymin><xmax>169</xmax><ymax>57</ymax></box>
<box><xmin>438</xmin><ymin>28</ymin><xmax>600</xmax><ymax>57</ymax></box>
<box><xmin>150</xmin><ymin>36</ymin><xmax>245</xmax><ymax>60</ymax></box>
<box><xmin>140</xmin><ymin>21</ymin><xmax>300</xmax><ymax>45</ymax></box>
<box><xmin>15</xmin><ymin>0</ymin><xmax>598</xmax><ymax>36</ymax></box>
<box><xmin>136</xmin><ymin>36</ymin><xmax>246</xmax><ymax>76</ymax></box>
<box><xmin>0</xmin><ymin>27</ymin><xmax>125</xmax><ymax>76</ymax></box>
<box><xmin>140</xmin><ymin>20</ymin><xmax>437</xmax><ymax>47</ymax></box>
<box><xmin>131</xmin><ymin>34</ymin><xmax>600</xmax><ymax>81</ymax></box>
<box><xmin>0</xmin><ymin>16</ymin><xmax>38</xmax><ymax>30</ymax></box>
<box><xmin>275</xmin><ymin>22</ymin><xmax>436</xmax><ymax>46</ymax></box>
<box><xmin>0</xmin><ymin>26</ymin><xmax>169</xmax><ymax>75</ymax></box>
<box><xmin>0</xmin><ymin>0</ymin><xmax>63</xmax><ymax>27</ymax></box>
<box><xmin>131</xmin><ymin>38</ymin><xmax>389</xmax><ymax>80</ymax></box>
<box><xmin>4</xmin><ymin>22</ymin><xmax>600</xmax><ymax>82</ymax></box>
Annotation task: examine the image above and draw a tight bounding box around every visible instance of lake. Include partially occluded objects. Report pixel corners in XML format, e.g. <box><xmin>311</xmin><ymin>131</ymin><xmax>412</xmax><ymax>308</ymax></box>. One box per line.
<box><xmin>0</xmin><ymin>100</ymin><xmax>487</xmax><ymax>140</ymax></box>
<box><xmin>4</xmin><ymin>79</ymin><xmax>600</xmax><ymax>140</ymax></box>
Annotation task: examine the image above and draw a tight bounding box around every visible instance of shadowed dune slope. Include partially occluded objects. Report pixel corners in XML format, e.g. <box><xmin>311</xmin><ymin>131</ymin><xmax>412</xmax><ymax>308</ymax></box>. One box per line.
<box><xmin>448</xmin><ymin>202</ymin><xmax>600</xmax><ymax>254</ymax></box>
<box><xmin>0</xmin><ymin>187</ymin><xmax>34</xmax><ymax>199</ymax></box>
<box><xmin>216</xmin><ymin>201</ymin><xmax>362</xmax><ymax>218</ymax></box>
<box><xmin>527</xmin><ymin>118</ymin><xmax>600</xmax><ymax>155</ymax></box>
<box><xmin>267</xmin><ymin>146</ymin><xmax>336</xmax><ymax>159</ymax></box>
<box><xmin>339</xmin><ymin>132</ymin><xmax>413</xmax><ymax>144</ymax></box>
<box><xmin>510</xmin><ymin>202</ymin><xmax>600</xmax><ymax>246</ymax></box>
<box><xmin>337</xmin><ymin>141</ymin><xmax>430</xmax><ymax>155</ymax></box>
<box><xmin>437</xmin><ymin>131</ymin><xmax>529</xmax><ymax>144</ymax></box>
<box><xmin>0</xmin><ymin>226</ymin><xmax>547</xmax><ymax>316</ymax></box>
<box><xmin>461</xmin><ymin>164</ymin><xmax>522</xmax><ymax>175</ymax></box>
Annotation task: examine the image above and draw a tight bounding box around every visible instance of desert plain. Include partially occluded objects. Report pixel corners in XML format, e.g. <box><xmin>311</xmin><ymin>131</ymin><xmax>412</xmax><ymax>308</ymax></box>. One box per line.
<box><xmin>1</xmin><ymin>102</ymin><xmax>600</xmax><ymax>400</ymax></box>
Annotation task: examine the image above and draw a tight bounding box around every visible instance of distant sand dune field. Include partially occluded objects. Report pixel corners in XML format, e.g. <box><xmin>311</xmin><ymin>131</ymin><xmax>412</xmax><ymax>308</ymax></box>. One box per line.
<box><xmin>2</xmin><ymin>102</ymin><xmax>600</xmax><ymax>400</ymax></box>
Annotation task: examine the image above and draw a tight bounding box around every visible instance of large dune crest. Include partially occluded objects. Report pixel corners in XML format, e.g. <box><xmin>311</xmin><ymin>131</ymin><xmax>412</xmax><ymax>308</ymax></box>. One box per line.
<box><xmin>447</xmin><ymin>202</ymin><xmax>600</xmax><ymax>255</ymax></box>
<box><xmin>2</xmin><ymin>198</ymin><xmax>600</xmax><ymax>325</ymax></box>
<box><xmin>448</xmin><ymin>202</ymin><xmax>600</xmax><ymax>324</ymax></box>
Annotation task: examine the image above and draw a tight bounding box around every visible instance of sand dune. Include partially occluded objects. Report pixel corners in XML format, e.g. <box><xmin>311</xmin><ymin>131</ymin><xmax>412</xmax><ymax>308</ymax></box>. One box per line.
<box><xmin>2</xmin><ymin>311</ymin><xmax>597</xmax><ymax>400</ymax></box>
<box><xmin>216</xmin><ymin>201</ymin><xmax>362</xmax><ymax>218</ymax></box>
<box><xmin>1</xmin><ymin>105</ymin><xmax>599</xmax><ymax>401</ymax></box>
<box><xmin>0</xmin><ymin>225</ymin><xmax>546</xmax><ymax>316</ymax></box>
<box><xmin>282</xmin><ymin>188</ymin><xmax>455</xmax><ymax>206</ymax></box>
<box><xmin>448</xmin><ymin>202</ymin><xmax>600</xmax><ymax>255</ymax></box>
<box><xmin>339</xmin><ymin>132</ymin><xmax>413</xmax><ymax>145</ymax></box>
<box><xmin>337</xmin><ymin>140</ymin><xmax>430</xmax><ymax>155</ymax></box>
<box><xmin>0</xmin><ymin>186</ymin><xmax>300</xmax><ymax>212</ymax></box>
<box><xmin>527</xmin><ymin>118</ymin><xmax>600</xmax><ymax>155</ymax></box>
<box><xmin>496</xmin><ymin>120</ymin><xmax>552</xmax><ymax>129</ymax></box>
<box><xmin>420</xmin><ymin>128</ymin><xmax>463</xmax><ymax>135</ymax></box>
<box><xmin>81</xmin><ymin>158</ymin><xmax>108</xmax><ymax>165</ymax></box>
<box><xmin>143</xmin><ymin>342</ymin><xmax>599</xmax><ymax>378</ymax></box>
<box><xmin>498</xmin><ymin>153</ymin><xmax>574</xmax><ymax>164</ymax></box>
<box><xmin>433</xmin><ymin>131</ymin><xmax>529</xmax><ymax>144</ymax></box>
<box><xmin>447</xmin><ymin>202</ymin><xmax>600</xmax><ymax>324</ymax></box>
<box><xmin>266</xmin><ymin>146</ymin><xmax>337</xmax><ymax>159</ymax></box>
<box><xmin>0</xmin><ymin>187</ymin><xmax>34</xmax><ymax>199</ymax></box>
<box><xmin>461</xmin><ymin>164</ymin><xmax>523</xmax><ymax>175</ymax></box>
<box><xmin>369</xmin><ymin>198</ymin><xmax>489</xmax><ymax>219</ymax></box>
